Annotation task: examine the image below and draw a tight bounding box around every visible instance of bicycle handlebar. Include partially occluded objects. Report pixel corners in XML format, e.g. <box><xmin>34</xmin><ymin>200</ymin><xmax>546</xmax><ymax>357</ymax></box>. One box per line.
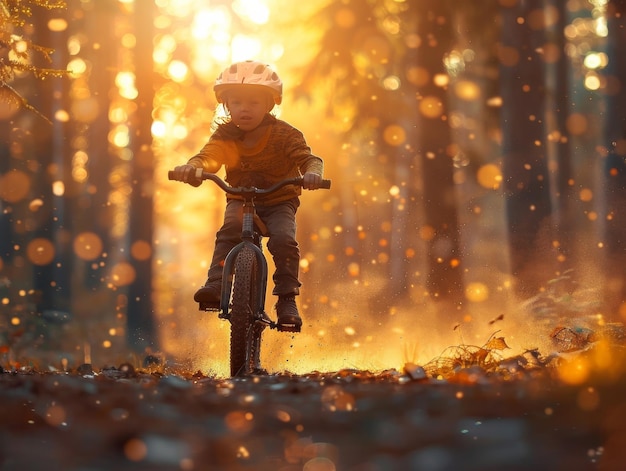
<box><xmin>168</xmin><ymin>168</ymin><xmax>331</xmax><ymax>196</ymax></box>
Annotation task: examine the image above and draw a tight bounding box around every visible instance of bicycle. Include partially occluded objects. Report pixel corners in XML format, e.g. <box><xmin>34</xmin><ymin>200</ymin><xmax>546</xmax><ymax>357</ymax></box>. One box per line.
<box><xmin>168</xmin><ymin>168</ymin><xmax>331</xmax><ymax>376</ymax></box>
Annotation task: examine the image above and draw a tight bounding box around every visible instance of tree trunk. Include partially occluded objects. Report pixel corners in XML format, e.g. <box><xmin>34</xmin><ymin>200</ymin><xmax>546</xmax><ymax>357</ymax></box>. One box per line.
<box><xmin>416</xmin><ymin>0</ymin><xmax>464</xmax><ymax>304</ymax></box>
<box><xmin>32</xmin><ymin>9</ymin><xmax>73</xmax><ymax>319</ymax></box>
<box><xmin>126</xmin><ymin>1</ymin><xmax>157</xmax><ymax>351</ymax></box>
<box><xmin>500</xmin><ymin>0</ymin><xmax>554</xmax><ymax>296</ymax></box>
<box><xmin>604</xmin><ymin>0</ymin><xmax>626</xmax><ymax>317</ymax></box>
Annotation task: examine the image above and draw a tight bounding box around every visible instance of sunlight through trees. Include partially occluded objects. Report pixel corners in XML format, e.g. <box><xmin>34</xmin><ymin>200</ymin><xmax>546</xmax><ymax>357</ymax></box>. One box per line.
<box><xmin>0</xmin><ymin>0</ymin><xmax>624</xmax><ymax>375</ymax></box>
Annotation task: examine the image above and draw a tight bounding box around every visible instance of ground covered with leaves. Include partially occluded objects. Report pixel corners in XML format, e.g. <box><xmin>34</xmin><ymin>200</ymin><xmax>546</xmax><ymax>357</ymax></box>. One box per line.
<box><xmin>1</xmin><ymin>341</ymin><xmax>626</xmax><ymax>471</ymax></box>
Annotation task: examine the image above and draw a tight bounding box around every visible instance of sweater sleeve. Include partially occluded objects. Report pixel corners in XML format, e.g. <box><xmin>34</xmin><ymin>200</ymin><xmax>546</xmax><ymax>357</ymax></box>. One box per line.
<box><xmin>284</xmin><ymin>126</ymin><xmax>324</xmax><ymax>177</ymax></box>
<box><xmin>301</xmin><ymin>155</ymin><xmax>324</xmax><ymax>176</ymax></box>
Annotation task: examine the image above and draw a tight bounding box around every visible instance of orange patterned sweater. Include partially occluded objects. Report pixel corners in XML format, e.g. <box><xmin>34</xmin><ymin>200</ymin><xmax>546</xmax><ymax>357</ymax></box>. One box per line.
<box><xmin>187</xmin><ymin>119</ymin><xmax>324</xmax><ymax>205</ymax></box>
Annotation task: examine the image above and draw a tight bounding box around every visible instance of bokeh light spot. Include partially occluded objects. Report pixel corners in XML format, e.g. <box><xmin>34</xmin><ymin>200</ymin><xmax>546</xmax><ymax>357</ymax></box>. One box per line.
<box><xmin>110</xmin><ymin>262</ymin><xmax>136</xmax><ymax>287</ymax></box>
<box><xmin>433</xmin><ymin>73</ymin><xmax>449</xmax><ymax>88</ymax></box>
<box><xmin>54</xmin><ymin>109</ymin><xmax>70</xmax><ymax>122</ymax></box>
<box><xmin>419</xmin><ymin>96</ymin><xmax>444</xmax><ymax>119</ymax></box>
<box><xmin>419</xmin><ymin>225</ymin><xmax>435</xmax><ymax>241</ymax></box>
<box><xmin>486</xmin><ymin>96</ymin><xmax>503</xmax><ymax>107</ymax></box>
<box><xmin>465</xmin><ymin>282</ymin><xmax>489</xmax><ymax>303</ymax></box>
<box><xmin>44</xmin><ymin>404</ymin><xmax>66</xmax><ymax>426</ymax></box>
<box><xmin>477</xmin><ymin>164</ymin><xmax>502</xmax><ymax>189</ymax></box>
<box><xmin>224</xmin><ymin>410</ymin><xmax>253</xmax><ymax>433</ymax></box>
<box><xmin>584</xmin><ymin>73</ymin><xmax>601</xmax><ymax>91</ymax></box>
<box><xmin>566</xmin><ymin>113</ymin><xmax>588</xmax><ymax>136</ymax></box>
<box><xmin>131</xmin><ymin>240</ymin><xmax>152</xmax><ymax>261</ymax></box>
<box><xmin>47</xmin><ymin>18</ymin><xmax>68</xmax><ymax>32</ymax></box>
<box><xmin>52</xmin><ymin>180</ymin><xmax>65</xmax><ymax>197</ymax></box>
<box><xmin>67</xmin><ymin>58</ymin><xmax>87</xmax><ymax>76</ymax></box>
<box><xmin>74</xmin><ymin>232</ymin><xmax>103</xmax><ymax>261</ymax></box>
<box><xmin>579</xmin><ymin>188</ymin><xmax>593</xmax><ymax>202</ymax></box>
<box><xmin>0</xmin><ymin>170</ymin><xmax>31</xmax><ymax>203</ymax></box>
<box><xmin>557</xmin><ymin>356</ymin><xmax>590</xmax><ymax>385</ymax></box>
<box><xmin>406</xmin><ymin>66</ymin><xmax>429</xmax><ymax>86</ymax></box>
<box><xmin>454</xmin><ymin>80</ymin><xmax>480</xmax><ymax>101</ymax></box>
<box><xmin>347</xmin><ymin>262</ymin><xmax>359</xmax><ymax>277</ymax></box>
<box><xmin>124</xmin><ymin>438</ymin><xmax>147</xmax><ymax>462</ymax></box>
<box><xmin>167</xmin><ymin>60</ymin><xmax>189</xmax><ymax>82</ymax></box>
<box><xmin>28</xmin><ymin>198</ymin><xmax>44</xmax><ymax>211</ymax></box>
<box><xmin>383</xmin><ymin>125</ymin><xmax>406</xmax><ymax>146</ymax></box>
<box><xmin>27</xmin><ymin>238</ymin><xmax>56</xmax><ymax>266</ymax></box>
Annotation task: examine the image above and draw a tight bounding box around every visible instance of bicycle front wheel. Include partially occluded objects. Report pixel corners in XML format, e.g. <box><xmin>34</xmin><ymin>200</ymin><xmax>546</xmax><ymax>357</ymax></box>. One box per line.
<box><xmin>229</xmin><ymin>245</ymin><xmax>261</xmax><ymax>376</ymax></box>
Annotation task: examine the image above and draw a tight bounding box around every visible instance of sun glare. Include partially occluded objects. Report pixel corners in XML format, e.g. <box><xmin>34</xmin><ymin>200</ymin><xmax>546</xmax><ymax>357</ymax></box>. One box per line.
<box><xmin>233</xmin><ymin>0</ymin><xmax>270</xmax><ymax>25</ymax></box>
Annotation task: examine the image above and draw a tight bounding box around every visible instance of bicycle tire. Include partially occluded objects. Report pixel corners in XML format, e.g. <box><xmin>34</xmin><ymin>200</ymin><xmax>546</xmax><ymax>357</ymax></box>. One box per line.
<box><xmin>229</xmin><ymin>245</ymin><xmax>261</xmax><ymax>376</ymax></box>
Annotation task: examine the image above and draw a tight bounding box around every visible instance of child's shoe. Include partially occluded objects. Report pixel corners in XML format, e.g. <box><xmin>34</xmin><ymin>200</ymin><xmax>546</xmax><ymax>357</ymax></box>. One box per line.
<box><xmin>194</xmin><ymin>280</ymin><xmax>221</xmax><ymax>308</ymax></box>
<box><xmin>275</xmin><ymin>296</ymin><xmax>302</xmax><ymax>332</ymax></box>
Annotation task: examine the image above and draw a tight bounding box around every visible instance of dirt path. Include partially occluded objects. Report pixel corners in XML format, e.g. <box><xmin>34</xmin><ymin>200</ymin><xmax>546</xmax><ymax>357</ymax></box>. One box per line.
<box><xmin>1</xmin><ymin>364</ymin><xmax>625</xmax><ymax>471</ymax></box>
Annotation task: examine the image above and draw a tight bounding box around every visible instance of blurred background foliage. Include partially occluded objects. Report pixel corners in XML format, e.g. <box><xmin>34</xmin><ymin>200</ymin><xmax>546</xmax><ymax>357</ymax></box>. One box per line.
<box><xmin>0</xmin><ymin>0</ymin><xmax>624</xmax><ymax>373</ymax></box>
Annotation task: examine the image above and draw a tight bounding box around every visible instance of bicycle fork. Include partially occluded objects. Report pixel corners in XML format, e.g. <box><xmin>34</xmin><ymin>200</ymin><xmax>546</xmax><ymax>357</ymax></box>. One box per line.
<box><xmin>219</xmin><ymin>200</ymin><xmax>271</xmax><ymax>326</ymax></box>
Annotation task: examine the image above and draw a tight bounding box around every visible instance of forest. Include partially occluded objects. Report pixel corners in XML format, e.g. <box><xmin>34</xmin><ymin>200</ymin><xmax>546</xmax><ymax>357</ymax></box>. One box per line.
<box><xmin>1</xmin><ymin>0</ymin><xmax>624</xmax><ymax>374</ymax></box>
<box><xmin>1</xmin><ymin>0</ymin><xmax>626</xmax><ymax>470</ymax></box>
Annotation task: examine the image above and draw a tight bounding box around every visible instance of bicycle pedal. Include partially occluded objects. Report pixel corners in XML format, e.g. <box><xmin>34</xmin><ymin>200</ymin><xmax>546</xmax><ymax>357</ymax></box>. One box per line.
<box><xmin>276</xmin><ymin>323</ymin><xmax>301</xmax><ymax>333</ymax></box>
<box><xmin>198</xmin><ymin>302</ymin><xmax>221</xmax><ymax>312</ymax></box>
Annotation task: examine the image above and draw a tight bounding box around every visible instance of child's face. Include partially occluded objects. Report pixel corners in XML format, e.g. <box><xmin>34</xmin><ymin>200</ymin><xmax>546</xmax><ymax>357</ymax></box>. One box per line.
<box><xmin>225</xmin><ymin>88</ymin><xmax>272</xmax><ymax>132</ymax></box>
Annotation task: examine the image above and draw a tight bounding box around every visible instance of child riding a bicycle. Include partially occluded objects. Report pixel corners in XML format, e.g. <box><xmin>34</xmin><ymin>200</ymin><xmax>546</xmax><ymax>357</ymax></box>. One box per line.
<box><xmin>171</xmin><ymin>60</ymin><xmax>325</xmax><ymax>332</ymax></box>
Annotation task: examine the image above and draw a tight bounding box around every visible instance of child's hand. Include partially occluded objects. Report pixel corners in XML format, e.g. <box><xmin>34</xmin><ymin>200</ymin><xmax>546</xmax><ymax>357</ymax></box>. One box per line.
<box><xmin>172</xmin><ymin>165</ymin><xmax>202</xmax><ymax>187</ymax></box>
<box><xmin>303</xmin><ymin>172</ymin><xmax>323</xmax><ymax>190</ymax></box>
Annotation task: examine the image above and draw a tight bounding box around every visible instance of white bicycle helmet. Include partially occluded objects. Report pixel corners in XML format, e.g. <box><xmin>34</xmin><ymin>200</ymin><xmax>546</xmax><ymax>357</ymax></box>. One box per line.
<box><xmin>214</xmin><ymin>60</ymin><xmax>283</xmax><ymax>105</ymax></box>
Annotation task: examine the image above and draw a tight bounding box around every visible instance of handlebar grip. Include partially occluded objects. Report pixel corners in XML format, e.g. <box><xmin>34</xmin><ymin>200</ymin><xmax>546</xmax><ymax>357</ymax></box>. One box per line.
<box><xmin>168</xmin><ymin>168</ymin><xmax>204</xmax><ymax>182</ymax></box>
<box><xmin>320</xmin><ymin>179</ymin><xmax>331</xmax><ymax>189</ymax></box>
